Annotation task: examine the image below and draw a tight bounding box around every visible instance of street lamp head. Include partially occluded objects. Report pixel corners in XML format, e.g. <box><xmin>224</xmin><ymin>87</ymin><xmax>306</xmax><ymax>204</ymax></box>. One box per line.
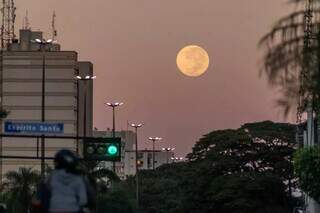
<box><xmin>34</xmin><ymin>38</ymin><xmax>54</xmax><ymax>44</ymax></box>
<box><xmin>131</xmin><ymin>123</ymin><xmax>143</xmax><ymax>128</ymax></box>
<box><xmin>76</xmin><ymin>75</ymin><xmax>96</xmax><ymax>80</ymax></box>
<box><xmin>162</xmin><ymin>147</ymin><xmax>175</xmax><ymax>151</ymax></box>
<box><xmin>148</xmin><ymin>137</ymin><xmax>162</xmax><ymax>141</ymax></box>
<box><xmin>106</xmin><ymin>102</ymin><xmax>124</xmax><ymax>107</ymax></box>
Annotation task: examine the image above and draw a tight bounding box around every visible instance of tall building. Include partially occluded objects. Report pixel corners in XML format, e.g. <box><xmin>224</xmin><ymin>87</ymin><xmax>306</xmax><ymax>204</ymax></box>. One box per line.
<box><xmin>0</xmin><ymin>29</ymin><xmax>93</xmax><ymax>177</ymax></box>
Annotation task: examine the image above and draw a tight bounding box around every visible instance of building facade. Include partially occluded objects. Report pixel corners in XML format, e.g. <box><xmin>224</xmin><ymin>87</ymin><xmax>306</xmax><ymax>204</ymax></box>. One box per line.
<box><xmin>0</xmin><ymin>29</ymin><xmax>93</xmax><ymax>177</ymax></box>
<box><xmin>124</xmin><ymin>150</ymin><xmax>175</xmax><ymax>176</ymax></box>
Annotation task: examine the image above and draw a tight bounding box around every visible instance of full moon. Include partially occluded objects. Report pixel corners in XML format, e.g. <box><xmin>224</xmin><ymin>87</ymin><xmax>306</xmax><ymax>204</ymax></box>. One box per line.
<box><xmin>176</xmin><ymin>45</ymin><xmax>210</xmax><ymax>77</ymax></box>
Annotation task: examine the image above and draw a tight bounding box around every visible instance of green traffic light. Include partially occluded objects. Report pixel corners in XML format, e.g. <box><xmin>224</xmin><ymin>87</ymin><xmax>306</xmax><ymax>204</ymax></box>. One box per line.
<box><xmin>107</xmin><ymin>145</ymin><xmax>118</xmax><ymax>156</ymax></box>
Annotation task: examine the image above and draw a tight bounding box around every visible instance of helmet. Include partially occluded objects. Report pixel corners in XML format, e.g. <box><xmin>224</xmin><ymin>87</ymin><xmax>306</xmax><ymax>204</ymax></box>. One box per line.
<box><xmin>54</xmin><ymin>149</ymin><xmax>78</xmax><ymax>171</ymax></box>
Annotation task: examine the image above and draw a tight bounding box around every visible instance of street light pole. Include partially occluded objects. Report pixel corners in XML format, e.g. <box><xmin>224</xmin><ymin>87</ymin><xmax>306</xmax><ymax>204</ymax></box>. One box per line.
<box><xmin>131</xmin><ymin>123</ymin><xmax>143</xmax><ymax>210</ymax></box>
<box><xmin>162</xmin><ymin>147</ymin><xmax>175</xmax><ymax>164</ymax></box>
<box><xmin>75</xmin><ymin>75</ymin><xmax>96</xmax><ymax>137</ymax></box>
<box><xmin>76</xmin><ymin>70</ymin><xmax>79</xmax><ymax>154</ymax></box>
<box><xmin>148</xmin><ymin>137</ymin><xmax>162</xmax><ymax>170</ymax></box>
<box><xmin>106</xmin><ymin>102</ymin><xmax>123</xmax><ymax>173</ymax></box>
<box><xmin>83</xmin><ymin>82</ymin><xmax>87</xmax><ymax>137</ymax></box>
<box><xmin>34</xmin><ymin>38</ymin><xmax>53</xmax><ymax>179</ymax></box>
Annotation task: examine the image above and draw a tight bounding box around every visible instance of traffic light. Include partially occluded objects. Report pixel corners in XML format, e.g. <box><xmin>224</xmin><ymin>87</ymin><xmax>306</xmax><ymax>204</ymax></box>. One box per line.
<box><xmin>83</xmin><ymin>137</ymin><xmax>121</xmax><ymax>161</ymax></box>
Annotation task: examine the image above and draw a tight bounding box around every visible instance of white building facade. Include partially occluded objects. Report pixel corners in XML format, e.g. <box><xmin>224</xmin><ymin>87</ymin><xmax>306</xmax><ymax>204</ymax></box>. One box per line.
<box><xmin>124</xmin><ymin>150</ymin><xmax>175</xmax><ymax>176</ymax></box>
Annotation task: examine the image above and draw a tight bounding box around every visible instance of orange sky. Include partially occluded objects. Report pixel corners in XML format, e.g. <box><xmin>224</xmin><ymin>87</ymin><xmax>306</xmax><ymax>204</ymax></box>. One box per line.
<box><xmin>14</xmin><ymin>0</ymin><xmax>293</xmax><ymax>156</ymax></box>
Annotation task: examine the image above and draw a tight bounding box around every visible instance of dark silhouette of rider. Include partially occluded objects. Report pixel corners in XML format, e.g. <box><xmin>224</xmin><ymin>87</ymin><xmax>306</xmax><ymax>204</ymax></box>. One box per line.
<box><xmin>33</xmin><ymin>149</ymin><xmax>91</xmax><ymax>213</ymax></box>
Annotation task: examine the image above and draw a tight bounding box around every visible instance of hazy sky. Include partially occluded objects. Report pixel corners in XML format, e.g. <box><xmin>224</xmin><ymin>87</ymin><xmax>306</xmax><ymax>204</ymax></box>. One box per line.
<box><xmin>14</xmin><ymin>0</ymin><xmax>293</xmax><ymax>156</ymax></box>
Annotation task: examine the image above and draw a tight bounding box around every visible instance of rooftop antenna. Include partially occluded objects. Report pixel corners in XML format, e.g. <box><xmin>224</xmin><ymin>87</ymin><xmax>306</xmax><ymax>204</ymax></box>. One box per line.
<box><xmin>1</xmin><ymin>0</ymin><xmax>16</xmax><ymax>50</ymax></box>
<box><xmin>51</xmin><ymin>11</ymin><xmax>57</xmax><ymax>41</ymax></box>
<box><xmin>22</xmin><ymin>10</ymin><xmax>30</xmax><ymax>30</ymax></box>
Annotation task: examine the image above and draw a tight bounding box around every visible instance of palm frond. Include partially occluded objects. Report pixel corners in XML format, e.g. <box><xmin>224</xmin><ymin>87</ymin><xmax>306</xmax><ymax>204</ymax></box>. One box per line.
<box><xmin>259</xmin><ymin>3</ymin><xmax>320</xmax><ymax>116</ymax></box>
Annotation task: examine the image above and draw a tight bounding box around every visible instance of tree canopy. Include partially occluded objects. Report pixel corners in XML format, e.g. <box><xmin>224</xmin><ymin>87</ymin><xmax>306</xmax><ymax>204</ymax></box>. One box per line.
<box><xmin>135</xmin><ymin>121</ymin><xmax>297</xmax><ymax>213</ymax></box>
<box><xmin>294</xmin><ymin>146</ymin><xmax>320</xmax><ymax>202</ymax></box>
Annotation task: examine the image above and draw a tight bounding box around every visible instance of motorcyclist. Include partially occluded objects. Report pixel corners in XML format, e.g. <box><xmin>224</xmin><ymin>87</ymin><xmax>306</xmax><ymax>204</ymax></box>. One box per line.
<box><xmin>33</xmin><ymin>149</ymin><xmax>90</xmax><ymax>213</ymax></box>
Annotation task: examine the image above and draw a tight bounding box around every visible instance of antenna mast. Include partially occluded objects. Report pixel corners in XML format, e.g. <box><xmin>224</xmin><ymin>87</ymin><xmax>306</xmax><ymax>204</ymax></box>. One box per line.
<box><xmin>1</xmin><ymin>0</ymin><xmax>16</xmax><ymax>50</ymax></box>
<box><xmin>22</xmin><ymin>10</ymin><xmax>30</xmax><ymax>30</ymax></box>
<box><xmin>51</xmin><ymin>11</ymin><xmax>57</xmax><ymax>41</ymax></box>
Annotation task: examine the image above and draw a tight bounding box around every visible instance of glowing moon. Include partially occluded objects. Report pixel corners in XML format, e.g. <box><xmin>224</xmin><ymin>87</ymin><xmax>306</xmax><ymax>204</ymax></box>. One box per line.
<box><xmin>176</xmin><ymin>45</ymin><xmax>210</xmax><ymax>77</ymax></box>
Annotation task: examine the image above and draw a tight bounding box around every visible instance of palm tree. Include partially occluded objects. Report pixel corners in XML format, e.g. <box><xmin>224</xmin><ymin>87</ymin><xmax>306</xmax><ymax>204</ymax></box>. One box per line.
<box><xmin>259</xmin><ymin>0</ymin><xmax>320</xmax><ymax>116</ymax></box>
<box><xmin>2</xmin><ymin>167</ymin><xmax>40</xmax><ymax>213</ymax></box>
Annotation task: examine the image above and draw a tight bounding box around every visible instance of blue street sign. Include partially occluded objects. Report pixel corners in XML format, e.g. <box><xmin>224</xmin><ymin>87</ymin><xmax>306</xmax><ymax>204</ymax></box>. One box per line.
<box><xmin>4</xmin><ymin>121</ymin><xmax>64</xmax><ymax>134</ymax></box>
